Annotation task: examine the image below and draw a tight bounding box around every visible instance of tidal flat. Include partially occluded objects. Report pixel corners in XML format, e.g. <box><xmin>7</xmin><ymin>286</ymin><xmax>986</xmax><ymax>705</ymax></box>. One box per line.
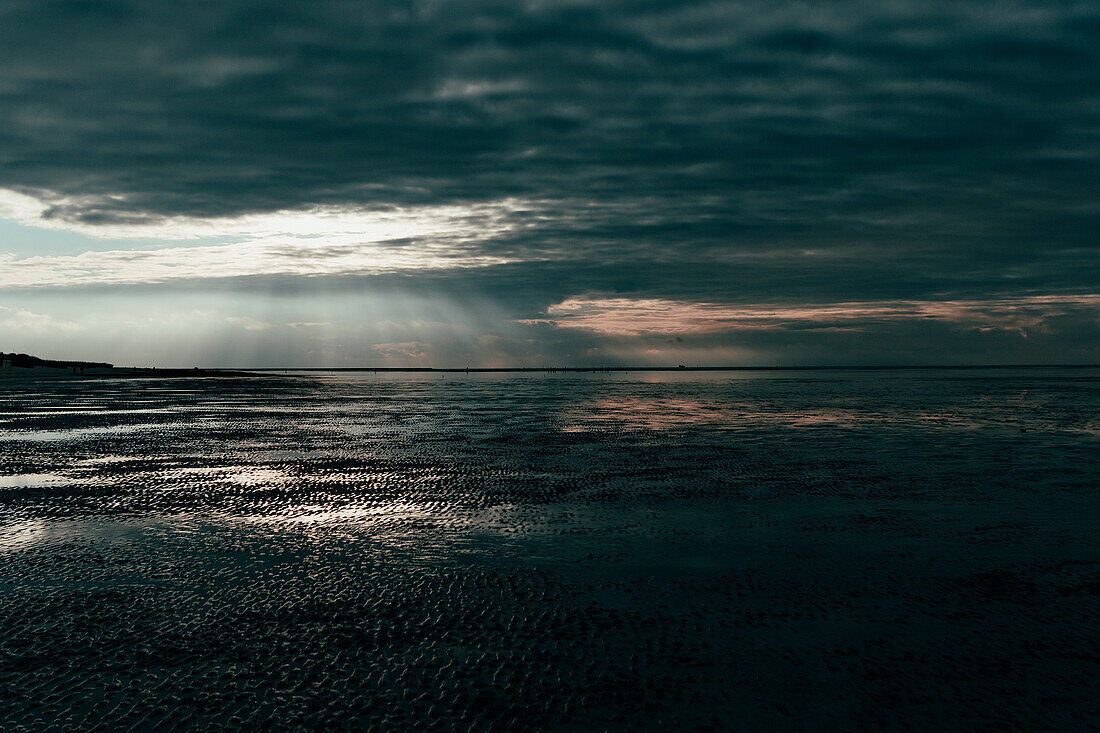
<box><xmin>1</xmin><ymin>370</ymin><xmax>1097</xmax><ymax>730</ymax></box>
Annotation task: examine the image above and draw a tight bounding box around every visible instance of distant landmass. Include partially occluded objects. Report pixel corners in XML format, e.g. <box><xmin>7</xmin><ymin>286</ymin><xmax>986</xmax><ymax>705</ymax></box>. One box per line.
<box><xmin>0</xmin><ymin>353</ymin><xmax>254</xmax><ymax>378</ymax></box>
<box><xmin>3</xmin><ymin>353</ymin><xmax>1099</xmax><ymax>378</ymax></box>
<box><xmin>1</xmin><ymin>352</ymin><xmax>112</xmax><ymax>371</ymax></box>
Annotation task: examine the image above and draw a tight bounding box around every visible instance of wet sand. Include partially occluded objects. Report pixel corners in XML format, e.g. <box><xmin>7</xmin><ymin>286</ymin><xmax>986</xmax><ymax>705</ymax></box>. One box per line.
<box><xmin>1</xmin><ymin>370</ymin><xmax>1097</xmax><ymax>729</ymax></box>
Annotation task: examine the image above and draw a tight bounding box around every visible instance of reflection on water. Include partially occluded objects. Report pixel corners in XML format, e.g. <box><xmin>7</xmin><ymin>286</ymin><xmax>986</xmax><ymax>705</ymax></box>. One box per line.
<box><xmin>560</xmin><ymin>397</ymin><xmax>724</xmax><ymax>431</ymax></box>
<box><xmin>0</xmin><ymin>473</ymin><xmax>71</xmax><ymax>488</ymax></box>
<box><xmin>0</xmin><ymin>517</ymin><xmax>146</xmax><ymax>552</ymax></box>
<box><xmin>223</xmin><ymin>467</ymin><xmax>291</xmax><ymax>486</ymax></box>
<box><xmin>0</xmin><ymin>369</ymin><xmax>1097</xmax><ymax>729</ymax></box>
<box><xmin>4</xmin><ymin>422</ymin><xmax>166</xmax><ymax>442</ymax></box>
<box><xmin>559</xmin><ymin>397</ymin><xmax>882</xmax><ymax>431</ymax></box>
<box><xmin>248</xmin><ymin>501</ymin><xmax>430</xmax><ymax>525</ymax></box>
<box><xmin>0</xmin><ymin>519</ymin><xmax>65</xmax><ymax>551</ymax></box>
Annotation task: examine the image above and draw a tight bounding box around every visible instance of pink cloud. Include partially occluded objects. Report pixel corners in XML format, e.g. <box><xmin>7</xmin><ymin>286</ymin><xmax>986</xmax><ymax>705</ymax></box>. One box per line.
<box><xmin>518</xmin><ymin>294</ymin><xmax>1100</xmax><ymax>337</ymax></box>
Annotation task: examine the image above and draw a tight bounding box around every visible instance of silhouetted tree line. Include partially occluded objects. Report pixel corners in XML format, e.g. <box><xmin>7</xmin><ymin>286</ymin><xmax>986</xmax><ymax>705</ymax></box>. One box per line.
<box><xmin>1</xmin><ymin>352</ymin><xmax>112</xmax><ymax>370</ymax></box>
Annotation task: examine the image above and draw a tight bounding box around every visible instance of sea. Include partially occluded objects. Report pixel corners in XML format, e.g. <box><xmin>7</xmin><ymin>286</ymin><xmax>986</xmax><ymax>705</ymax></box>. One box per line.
<box><xmin>1</xmin><ymin>369</ymin><xmax>1097</xmax><ymax>729</ymax></box>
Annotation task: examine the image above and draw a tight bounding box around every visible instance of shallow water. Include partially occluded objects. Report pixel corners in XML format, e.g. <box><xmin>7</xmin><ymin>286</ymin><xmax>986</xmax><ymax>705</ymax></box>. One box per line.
<box><xmin>1</xmin><ymin>370</ymin><xmax>1098</xmax><ymax>729</ymax></box>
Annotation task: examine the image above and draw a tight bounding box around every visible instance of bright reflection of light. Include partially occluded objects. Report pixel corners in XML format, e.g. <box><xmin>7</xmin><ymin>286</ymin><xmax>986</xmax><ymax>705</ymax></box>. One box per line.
<box><xmin>271</xmin><ymin>502</ymin><xmax>428</xmax><ymax>524</ymax></box>
<box><xmin>0</xmin><ymin>520</ymin><xmax>52</xmax><ymax>551</ymax></box>
<box><xmin>5</xmin><ymin>424</ymin><xmax>161</xmax><ymax>441</ymax></box>
<box><xmin>560</xmin><ymin>397</ymin><xmax>747</xmax><ymax>432</ymax></box>
<box><xmin>0</xmin><ymin>473</ymin><xmax>70</xmax><ymax>488</ymax></box>
<box><xmin>223</xmin><ymin>467</ymin><xmax>290</xmax><ymax>486</ymax></box>
<box><xmin>560</xmin><ymin>396</ymin><xmax>1092</xmax><ymax>434</ymax></box>
<box><xmin>560</xmin><ymin>398</ymin><xmax>879</xmax><ymax>432</ymax></box>
<box><xmin>0</xmin><ymin>518</ymin><xmax>150</xmax><ymax>552</ymax></box>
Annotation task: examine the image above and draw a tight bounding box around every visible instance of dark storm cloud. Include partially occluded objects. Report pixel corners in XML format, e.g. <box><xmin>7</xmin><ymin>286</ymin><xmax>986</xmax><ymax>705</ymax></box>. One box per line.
<box><xmin>2</xmin><ymin>0</ymin><xmax>1099</xmax><ymax>360</ymax></box>
<box><xmin>2</xmin><ymin>1</ymin><xmax>1097</xmax><ymax>214</ymax></box>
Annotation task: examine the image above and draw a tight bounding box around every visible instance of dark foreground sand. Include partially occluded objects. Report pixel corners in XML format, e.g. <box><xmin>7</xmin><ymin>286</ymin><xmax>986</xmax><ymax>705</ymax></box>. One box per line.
<box><xmin>0</xmin><ymin>370</ymin><xmax>1097</xmax><ymax>729</ymax></box>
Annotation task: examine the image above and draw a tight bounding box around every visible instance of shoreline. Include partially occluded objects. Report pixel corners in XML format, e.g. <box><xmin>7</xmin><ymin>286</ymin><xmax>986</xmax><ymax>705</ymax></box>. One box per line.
<box><xmin>3</xmin><ymin>363</ymin><xmax>1099</xmax><ymax>381</ymax></box>
<box><xmin>243</xmin><ymin>363</ymin><xmax>1100</xmax><ymax>373</ymax></box>
<box><xmin>0</xmin><ymin>366</ymin><xmax>260</xmax><ymax>380</ymax></box>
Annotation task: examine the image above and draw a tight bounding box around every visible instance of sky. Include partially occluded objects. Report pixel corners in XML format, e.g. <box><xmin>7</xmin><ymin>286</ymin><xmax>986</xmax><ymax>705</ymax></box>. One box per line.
<box><xmin>1</xmin><ymin>0</ymin><xmax>1098</xmax><ymax>367</ymax></box>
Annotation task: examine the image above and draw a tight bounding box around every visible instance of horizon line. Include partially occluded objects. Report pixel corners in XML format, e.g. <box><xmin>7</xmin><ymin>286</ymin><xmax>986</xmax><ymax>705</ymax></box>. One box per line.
<box><xmin>234</xmin><ymin>364</ymin><xmax>1100</xmax><ymax>373</ymax></box>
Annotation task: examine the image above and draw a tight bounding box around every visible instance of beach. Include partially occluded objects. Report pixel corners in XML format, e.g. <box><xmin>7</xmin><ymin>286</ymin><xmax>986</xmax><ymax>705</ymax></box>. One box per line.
<box><xmin>1</xmin><ymin>369</ymin><xmax>1097</xmax><ymax>729</ymax></box>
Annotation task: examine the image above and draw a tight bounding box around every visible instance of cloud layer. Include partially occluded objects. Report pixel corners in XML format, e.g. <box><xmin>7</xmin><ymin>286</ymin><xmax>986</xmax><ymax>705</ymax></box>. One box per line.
<box><xmin>1</xmin><ymin>0</ymin><xmax>1098</xmax><ymax>364</ymax></box>
<box><xmin>523</xmin><ymin>294</ymin><xmax>1100</xmax><ymax>337</ymax></box>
